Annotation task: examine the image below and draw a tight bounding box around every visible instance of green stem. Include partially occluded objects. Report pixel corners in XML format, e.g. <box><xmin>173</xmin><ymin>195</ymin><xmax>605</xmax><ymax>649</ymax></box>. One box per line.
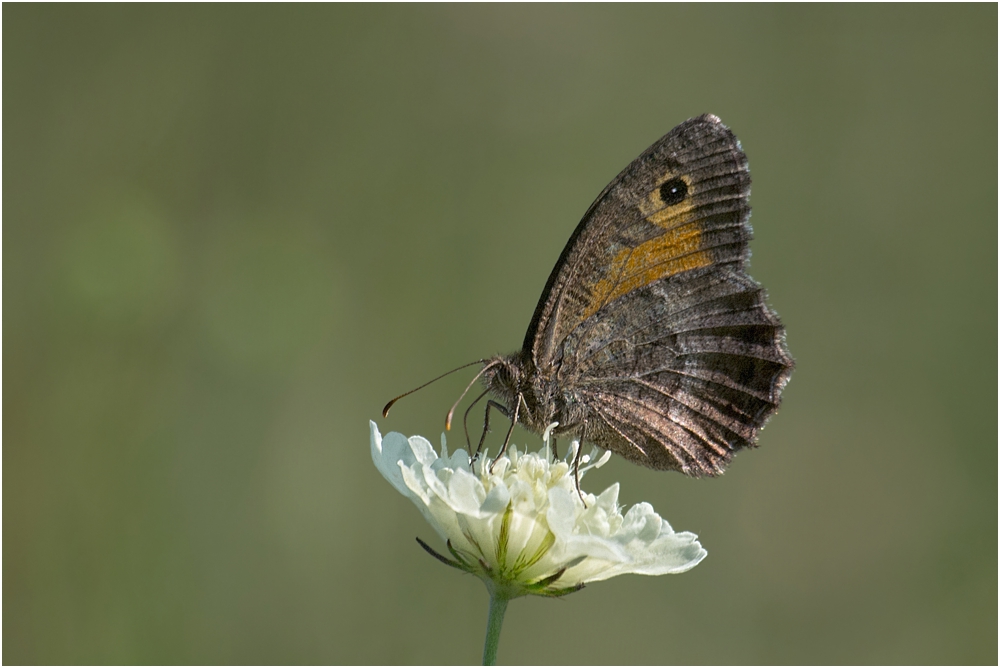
<box><xmin>482</xmin><ymin>593</ymin><xmax>509</xmax><ymax>666</ymax></box>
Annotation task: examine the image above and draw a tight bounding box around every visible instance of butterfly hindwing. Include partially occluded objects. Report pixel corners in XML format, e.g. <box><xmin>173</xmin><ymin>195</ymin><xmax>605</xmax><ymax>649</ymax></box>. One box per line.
<box><xmin>561</xmin><ymin>267</ymin><xmax>792</xmax><ymax>474</ymax></box>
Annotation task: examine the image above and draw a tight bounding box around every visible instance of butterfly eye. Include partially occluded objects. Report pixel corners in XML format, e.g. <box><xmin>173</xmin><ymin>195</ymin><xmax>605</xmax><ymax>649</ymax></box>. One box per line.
<box><xmin>659</xmin><ymin>178</ymin><xmax>688</xmax><ymax>206</ymax></box>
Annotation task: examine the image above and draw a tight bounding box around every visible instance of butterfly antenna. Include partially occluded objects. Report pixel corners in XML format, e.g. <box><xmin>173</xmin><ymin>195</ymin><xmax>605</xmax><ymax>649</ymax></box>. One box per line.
<box><xmin>445</xmin><ymin>360</ymin><xmax>499</xmax><ymax>431</ymax></box>
<box><xmin>382</xmin><ymin>360</ymin><xmax>485</xmax><ymax>418</ymax></box>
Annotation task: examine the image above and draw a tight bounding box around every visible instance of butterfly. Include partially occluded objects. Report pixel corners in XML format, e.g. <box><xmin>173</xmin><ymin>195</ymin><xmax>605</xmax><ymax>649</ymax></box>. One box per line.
<box><xmin>472</xmin><ymin>114</ymin><xmax>794</xmax><ymax>478</ymax></box>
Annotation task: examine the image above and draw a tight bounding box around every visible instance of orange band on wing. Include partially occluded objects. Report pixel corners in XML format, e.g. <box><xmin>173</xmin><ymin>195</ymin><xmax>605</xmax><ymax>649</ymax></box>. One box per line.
<box><xmin>583</xmin><ymin>221</ymin><xmax>711</xmax><ymax>320</ymax></box>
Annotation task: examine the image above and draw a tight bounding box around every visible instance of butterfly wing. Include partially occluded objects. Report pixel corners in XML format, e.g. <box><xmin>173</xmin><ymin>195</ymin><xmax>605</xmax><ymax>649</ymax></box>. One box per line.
<box><xmin>525</xmin><ymin>114</ymin><xmax>792</xmax><ymax>474</ymax></box>
<box><xmin>563</xmin><ymin>267</ymin><xmax>792</xmax><ymax>474</ymax></box>
<box><xmin>525</xmin><ymin>114</ymin><xmax>753</xmax><ymax>364</ymax></box>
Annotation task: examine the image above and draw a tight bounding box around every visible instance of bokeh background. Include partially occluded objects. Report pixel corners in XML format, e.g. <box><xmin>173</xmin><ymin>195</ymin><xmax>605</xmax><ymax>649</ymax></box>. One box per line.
<box><xmin>4</xmin><ymin>4</ymin><xmax>996</xmax><ymax>665</ymax></box>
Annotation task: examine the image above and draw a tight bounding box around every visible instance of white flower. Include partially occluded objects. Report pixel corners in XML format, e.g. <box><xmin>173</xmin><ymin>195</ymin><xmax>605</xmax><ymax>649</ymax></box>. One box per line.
<box><xmin>370</xmin><ymin>420</ymin><xmax>706</xmax><ymax>598</ymax></box>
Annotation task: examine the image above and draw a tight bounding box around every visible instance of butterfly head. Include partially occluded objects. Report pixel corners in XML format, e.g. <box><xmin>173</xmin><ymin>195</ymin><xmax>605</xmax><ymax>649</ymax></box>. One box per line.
<box><xmin>480</xmin><ymin>351</ymin><xmax>565</xmax><ymax>438</ymax></box>
<box><xmin>481</xmin><ymin>353</ymin><xmax>526</xmax><ymax>406</ymax></box>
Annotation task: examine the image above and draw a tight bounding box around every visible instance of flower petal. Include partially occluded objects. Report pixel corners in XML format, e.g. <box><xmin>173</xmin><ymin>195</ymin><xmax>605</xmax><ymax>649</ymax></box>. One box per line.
<box><xmin>370</xmin><ymin>421</ymin><xmax>414</xmax><ymax>499</ymax></box>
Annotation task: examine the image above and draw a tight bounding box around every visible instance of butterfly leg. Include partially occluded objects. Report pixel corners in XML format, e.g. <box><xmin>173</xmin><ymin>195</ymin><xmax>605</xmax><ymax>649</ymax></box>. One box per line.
<box><xmin>488</xmin><ymin>395</ymin><xmax>522</xmax><ymax>474</ymax></box>
<box><xmin>472</xmin><ymin>399</ymin><xmax>511</xmax><ymax>469</ymax></box>
<box><xmin>573</xmin><ymin>422</ymin><xmax>588</xmax><ymax>507</ymax></box>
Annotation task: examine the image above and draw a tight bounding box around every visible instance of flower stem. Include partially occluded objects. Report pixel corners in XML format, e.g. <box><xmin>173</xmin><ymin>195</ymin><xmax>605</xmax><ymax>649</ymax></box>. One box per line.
<box><xmin>482</xmin><ymin>592</ymin><xmax>509</xmax><ymax>665</ymax></box>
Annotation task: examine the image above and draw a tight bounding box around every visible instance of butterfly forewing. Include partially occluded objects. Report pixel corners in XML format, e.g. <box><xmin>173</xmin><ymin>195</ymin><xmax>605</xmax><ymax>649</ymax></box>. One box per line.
<box><xmin>524</xmin><ymin>115</ymin><xmax>754</xmax><ymax>368</ymax></box>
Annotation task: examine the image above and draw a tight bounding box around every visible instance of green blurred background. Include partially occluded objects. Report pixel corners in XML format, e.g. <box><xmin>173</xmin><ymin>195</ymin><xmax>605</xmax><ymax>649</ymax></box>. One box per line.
<box><xmin>4</xmin><ymin>4</ymin><xmax>996</xmax><ymax>665</ymax></box>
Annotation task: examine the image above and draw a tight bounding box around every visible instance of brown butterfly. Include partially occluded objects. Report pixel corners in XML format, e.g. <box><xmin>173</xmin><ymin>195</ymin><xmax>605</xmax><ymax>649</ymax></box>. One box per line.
<box><xmin>388</xmin><ymin>114</ymin><xmax>793</xmax><ymax>480</ymax></box>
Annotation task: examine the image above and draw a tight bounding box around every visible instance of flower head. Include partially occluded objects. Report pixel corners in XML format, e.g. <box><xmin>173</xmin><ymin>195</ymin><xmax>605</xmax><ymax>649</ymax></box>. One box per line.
<box><xmin>370</xmin><ymin>421</ymin><xmax>706</xmax><ymax>599</ymax></box>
